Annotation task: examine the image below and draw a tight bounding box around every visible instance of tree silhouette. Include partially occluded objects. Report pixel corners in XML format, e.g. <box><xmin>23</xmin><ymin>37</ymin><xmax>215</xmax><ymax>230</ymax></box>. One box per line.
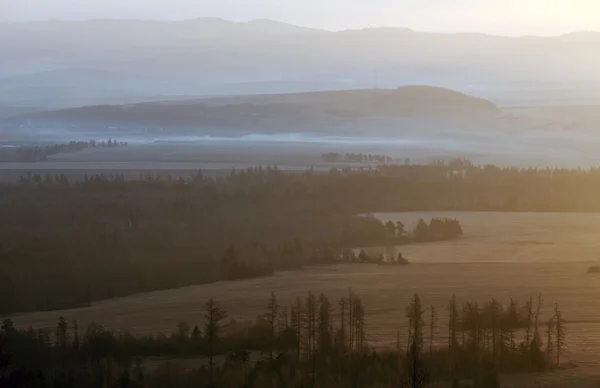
<box><xmin>555</xmin><ymin>304</ymin><xmax>565</xmax><ymax>366</ymax></box>
<box><xmin>317</xmin><ymin>293</ymin><xmax>333</xmax><ymax>355</ymax></box>
<box><xmin>545</xmin><ymin>316</ymin><xmax>555</xmax><ymax>365</ymax></box>
<box><xmin>429</xmin><ymin>306</ymin><xmax>437</xmax><ymax>353</ymax></box>
<box><xmin>305</xmin><ymin>291</ymin><xmax>317</xmax><ymax>385</ymax></box>
<box><xmin>524</xmin><ymin>297</ymin><xmax>534</xmax><ymax>348</ymax></box>
<box><xmin>404</xmin><ymin>294</ymin><xmax>428</xmax><ymax>388</ymax></box>
<box><xmin>266</xmin><ymin>292</ymin><xmax>279</xmax><ymax>363</ymax></box>
<box><xmin>291</xmin><ymin>297</ymin><xmax>303</xmax><ymax>359</ymax></box>
<box><xmin>56</xmin><ymin>316</ymin><xmax>68</xmax><ymax>350</ymax></box>
<box><xmin>406</xmin><ymin>294</ymin><xmax>425</xmax><ymax>353</ymax></box>
<box><xmin>204</xmin><ymin>298</ymin><xmax>228</xmax><ymax>383</ymax></box>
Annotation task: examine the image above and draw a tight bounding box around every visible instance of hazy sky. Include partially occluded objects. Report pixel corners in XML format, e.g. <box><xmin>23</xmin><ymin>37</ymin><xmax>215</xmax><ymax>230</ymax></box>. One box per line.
<box><xmin>1</xmin><ymin>0</ymin><xmax>599</xmax><ymax>36</ymax></box>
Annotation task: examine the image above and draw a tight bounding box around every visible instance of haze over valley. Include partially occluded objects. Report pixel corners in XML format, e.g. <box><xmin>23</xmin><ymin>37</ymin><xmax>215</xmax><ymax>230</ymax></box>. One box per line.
<box><xmin>3</xmin><ymin>6</ymin><xmax>600</xmax><ymax>388</ymax></box>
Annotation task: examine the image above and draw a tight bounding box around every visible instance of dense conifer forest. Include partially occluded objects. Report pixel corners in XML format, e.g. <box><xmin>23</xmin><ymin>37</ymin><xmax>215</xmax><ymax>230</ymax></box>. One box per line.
<box><xmin>2</xmin><ymin>160</ymin><xmax>600</xmax><ymax>314</ymax></box>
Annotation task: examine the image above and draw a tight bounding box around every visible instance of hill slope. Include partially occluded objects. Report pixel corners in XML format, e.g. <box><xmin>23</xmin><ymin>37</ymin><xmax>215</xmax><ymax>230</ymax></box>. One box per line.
<box><xmin>3</xmin><ymin>86</ymin><xmax>502</xmax><ymax>136</ymax></box>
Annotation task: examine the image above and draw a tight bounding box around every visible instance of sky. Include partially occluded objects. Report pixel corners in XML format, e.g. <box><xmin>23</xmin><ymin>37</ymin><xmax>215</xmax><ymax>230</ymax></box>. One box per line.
<box><xmin>1</xmin><ymin>0</ymin><xmax>599</xmax><ymax>36</ymax></box>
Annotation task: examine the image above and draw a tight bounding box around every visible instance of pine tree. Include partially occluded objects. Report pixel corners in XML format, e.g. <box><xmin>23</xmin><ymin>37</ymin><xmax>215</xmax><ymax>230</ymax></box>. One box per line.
<box><xmin>524</xmin><ymin>296</ymin><xmax>534</xmax><ymax>348</ymax></box>
<box><xmin>506</xmin><ymin>299</ymin><xmax>518</xmax><ymax>352</ymax></box>
<box><xmin>555</xmin><ymin>304</ymin><xmax>565</xmax><ymax>366</ymax></box>
<box><xmin>72</xmin><ymin>320</ymin><xmax>80</xmax><ymax>352</ymax></box>
<box><xmin>339</xmin><ymin>297</ymin><xmax>347</xmax><ymax>353</ymax></box>
<box><xmin>204</xmin><ymin>298</ymin><xmax>228</xmax><ymax>383</ymax></box>
<box><xmin>266</xmin><ymin>292</ymin><xmax>280</xmax><ymax>362</ymax></box>
<box><xmin>405</xmin><ymin>294</ymin><xmax>428</xmax><ymax>388</ymax></box>
<box><xmin>305</xmin><ymin>291</ymin><xmax>317</xmax><ymax>386</ymax></box>
<box><xmin>429</xmin><ymin>306</ymin><xmax>437</xmax><ymax>353</ymax></box>
<box><xmin>447</xmin><ymin>296</ymin><xmax>458</xmax><ymax>377</ymax></box>
<box><xmin>317</xmin><ymin>293</ymin><xmax>333</xmax><ymax>354</ymax></box>
<box><xmin>487</xmin><ymin>298</ymin><xmax>502</xmax><ymax>363</ymax></box>
<box><xmin>545</xmin><ymin>315</ymin><xmax>555</xmax><ymax>365</ymax></box>
<box><xmin>348</xmin><ymin>288</ymin><xmax>354</xmax><ymax>352</ymax></box>
<box><xmin>533</xmin><ymin>294</ymin><xmax>543</xmax><ymax>344</ymax></box>
<box><xmin>353</xmin><ymin>295</ymin><xmax>366</xmax><ymax>350</ymax></box>
<box><xmin>56</xmin><ymin>316</ymin><xmax>68</xmax><ymax>350</ymax></box>
<box><xmin>291</xmin><ymin>296</ymin><xmax>303</xmax><ymax>359</ymax></box>
<box><xmin>406</xmin><ymin>294</ymin><xmax>424</xmax><ymax>353</ymax></box>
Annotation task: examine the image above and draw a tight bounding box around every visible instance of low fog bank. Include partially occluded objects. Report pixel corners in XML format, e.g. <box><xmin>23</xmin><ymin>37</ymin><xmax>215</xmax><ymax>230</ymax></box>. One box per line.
<box><xmin>2</xmin><ymin>86</ymin><xmax>600</xmax><ymax>171</ymax></box>
<box><xmin>4</xmin><ymin>127</ymin><xmax>600</xmax><ymax>172</ymax></box>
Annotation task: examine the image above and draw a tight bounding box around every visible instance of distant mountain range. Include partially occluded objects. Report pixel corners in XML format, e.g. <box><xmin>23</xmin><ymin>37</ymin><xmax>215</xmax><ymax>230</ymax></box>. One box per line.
<box><xmin>1</xmin><ymin>18</ymin><xmax>599</xmax><ymax>113</ymax></box>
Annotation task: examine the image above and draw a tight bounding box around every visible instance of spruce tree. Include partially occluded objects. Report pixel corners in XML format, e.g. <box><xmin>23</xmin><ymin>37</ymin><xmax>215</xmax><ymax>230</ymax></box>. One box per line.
<box><xmin>555</xmin><ymin>304</ymin><xmax>565</xmax><ymax>366</ymax></box>
<box><xmin>204</xmin><ymin>298</ymin><xmax>228</xmax><ymax>383</ymax></box>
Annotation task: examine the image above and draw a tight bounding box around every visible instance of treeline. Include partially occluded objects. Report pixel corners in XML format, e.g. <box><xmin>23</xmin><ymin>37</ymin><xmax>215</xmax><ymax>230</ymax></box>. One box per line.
<box><xmin>10</xmin><ymin>139</ymin><xmax>127</xmax><ymax>162</ymax></box>
<box><xmin>321</xmin><ymin>152</ymin><xmax>393</xmax><ymax>163</ymax></box>
<box><xmin>0</xmin><ymin>292</ymin><xmax>566</xmax><ymax>388</ymax></box>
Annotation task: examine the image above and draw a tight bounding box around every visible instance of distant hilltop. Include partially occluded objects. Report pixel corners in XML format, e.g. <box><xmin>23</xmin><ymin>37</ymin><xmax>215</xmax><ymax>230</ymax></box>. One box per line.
<box><xmin>3</xmin><ymin>86</ymin><xmax>502</xmax><ymax>136</ymax></box>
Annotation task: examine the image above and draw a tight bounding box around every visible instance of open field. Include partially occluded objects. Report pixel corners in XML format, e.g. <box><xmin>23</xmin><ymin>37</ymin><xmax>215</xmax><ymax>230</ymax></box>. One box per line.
<box><xmin>8</xmin><ymin>211</ymin><xmax>600</xmax><ymax>385</ymax></box>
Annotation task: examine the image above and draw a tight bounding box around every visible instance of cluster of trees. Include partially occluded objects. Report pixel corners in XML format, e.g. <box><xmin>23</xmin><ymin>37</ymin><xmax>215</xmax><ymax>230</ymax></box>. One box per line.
<box><xmin>341</xmin><ymin>217</ymin><xmax>463</xmax><ymax>248</ymax></box>
<box><xmin>10</xmin><ymin>139</ymin><xmax>127</xmax><ymax>162</ymax></box>
<box><xmin>350</xmin><ymin>250</ymin><xmax>410</xmax><ymax>265</ymax></box>
<box><xmin>321</xmin><ymin>152</ymin><xmax>393</xmax><ymax>163</ymax></box>
<box><xmin>413</xmin><ymin>218</ymin><xmax>463</xmax><ymax>242</ymax></box>
<box><xmin>0</xmin><ymin>292</ymin><xmax>566</xmax><ymax>387</ymax></box>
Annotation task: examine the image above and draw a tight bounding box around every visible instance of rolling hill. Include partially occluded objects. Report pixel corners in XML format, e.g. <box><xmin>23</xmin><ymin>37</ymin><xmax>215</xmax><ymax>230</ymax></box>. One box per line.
<box><xmin>2</xmin><ymin>86</ymin><xmax>503</xmax><ymax>136</ymax></box>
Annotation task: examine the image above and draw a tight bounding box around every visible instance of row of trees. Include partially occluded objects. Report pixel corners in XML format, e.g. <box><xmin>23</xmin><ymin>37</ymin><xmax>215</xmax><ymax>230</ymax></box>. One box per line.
<box><xmin>10</xmin><ymin>139</ymin><xmax>127</xmax><ymax>162</ymax></box>
<box><xmin>0</xmin><ymin>292</ymin><xmax>566</xmax><ymax>387</ymax></box>
<box><xmin>321</xmin><ymin>152</ymin><xmax>394</xmax><ymax>163</ymax></box>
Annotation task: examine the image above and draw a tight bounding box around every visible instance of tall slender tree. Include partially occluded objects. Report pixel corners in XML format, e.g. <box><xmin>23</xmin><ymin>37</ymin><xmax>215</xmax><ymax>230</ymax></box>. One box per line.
<box><xmin>204</xmin><ymin>298</ymin><xmax>228</xmax><ymax>383</ymax></box>
<box><xmin>524</xmin><ymin>297</ymin><xmax>534</xmax><ymax>348</ymax></box>
<box><xmin>429</xmin><ymin>306</ymin><xmax>438</xmax><ymax>353</ymax></box>
<box><xmin>339</xmin><ymin>297</ymin><xmax>347</xmax><ymax>353</ymax></box>
<box><xmin>56</xmin><ymin>316</ymin><xmax>68</xmax><ymax>350</ymax></box>
<box><xmin>266</xmin><ymin>292</ymin><xmax>280</xmax><ymax>363</ymax></box>
<box><xmin>305</xmin><ymin>291</ymin><xmax>317</xmax><ymax>385</ymax></box>
<box><xmin>533</xmin><ymin>294</ymin><xmax>543</xmax><ymax>345</ymax></box>
<box><xmin>318</xmin><ymin>294</ymin><xmax>334</xmax><ymax>354</ymax></box>
<box><xmin>555</xmin><ymin>304</ymin><xmax>565</xmax><ymax>366</ymax></box>
<box><xmin>545</xmin><ymin>315</ymin><xmax>555</xmax><ymax>365</ymax></box>
<box><xmin>291</xmin><ymin>296</ymin><xmax>303</xmax><ymax>359</ymax></box>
